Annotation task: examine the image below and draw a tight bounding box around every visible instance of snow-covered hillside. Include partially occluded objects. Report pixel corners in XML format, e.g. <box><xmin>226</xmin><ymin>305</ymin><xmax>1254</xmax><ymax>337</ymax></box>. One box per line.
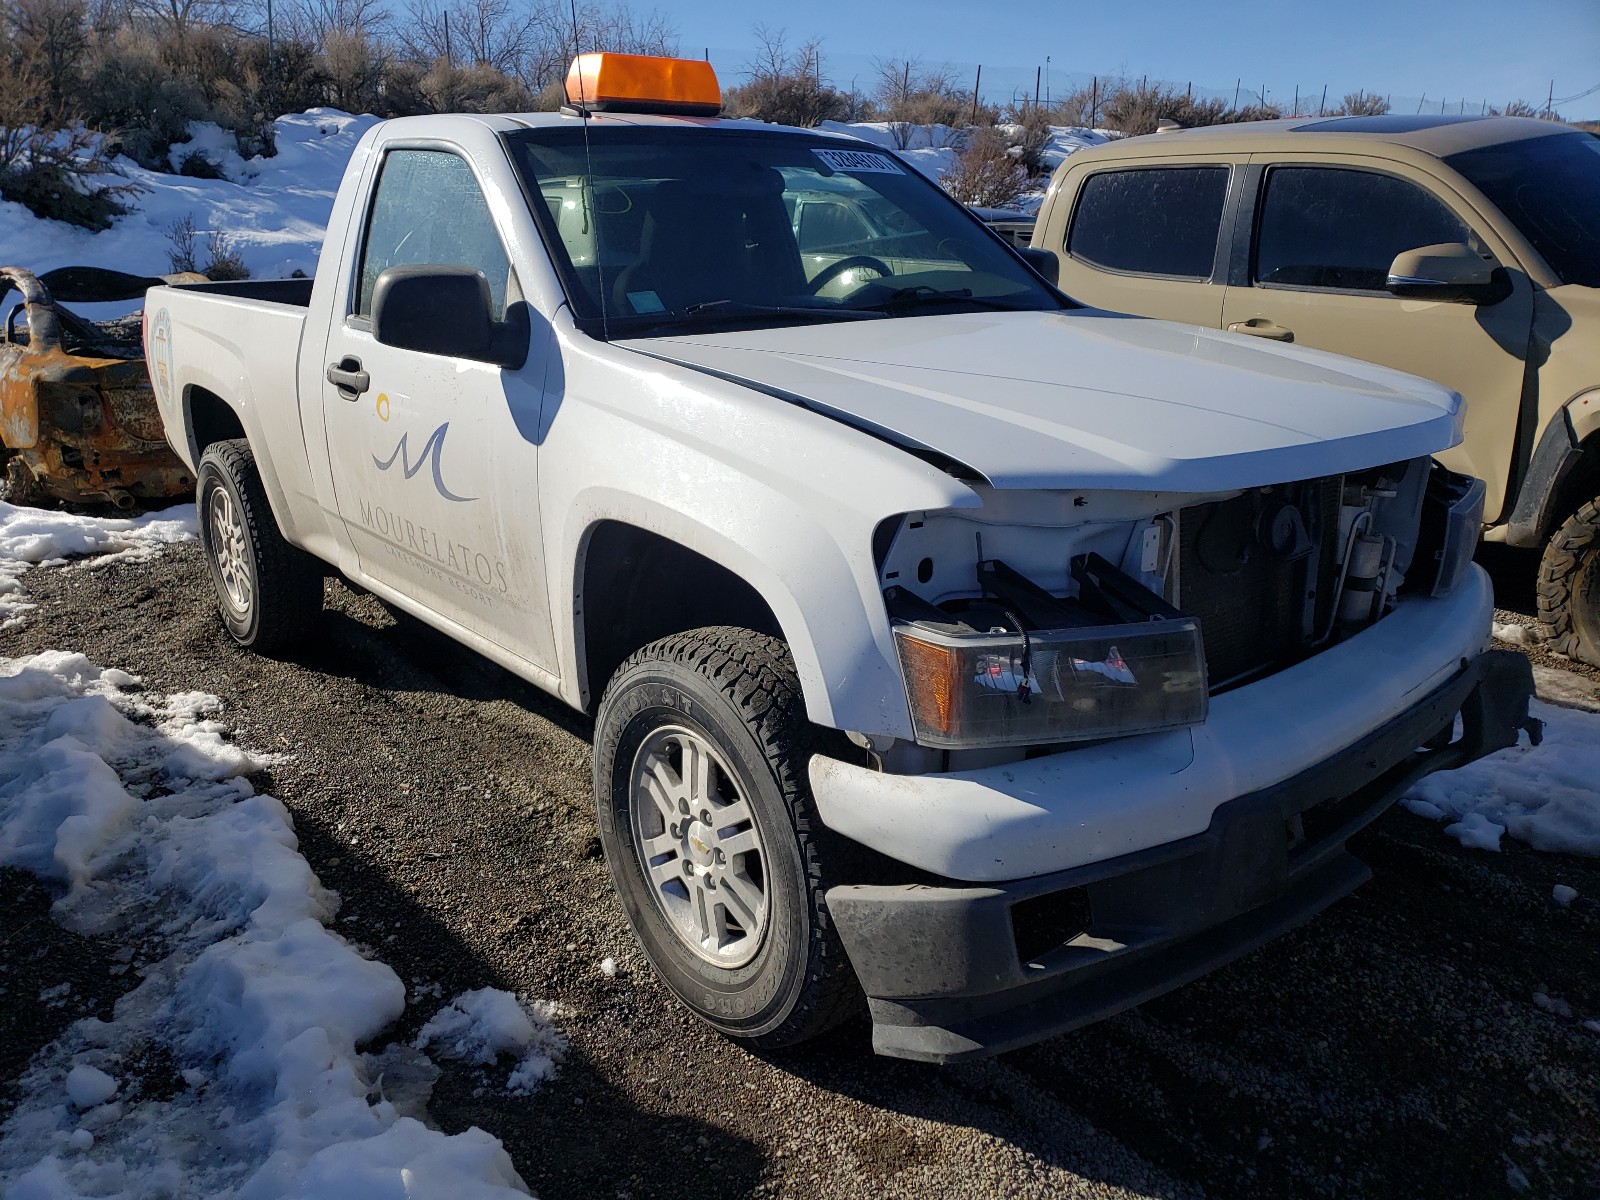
<box><xmin>0</xmin><ymin>111</ymin><xmax>379</xmax><ymax>282</ymax></box>
<box><xmin>0</xmin><ymin>110</ymin><xmax>1102</xmax><ymax>287</ymax></box>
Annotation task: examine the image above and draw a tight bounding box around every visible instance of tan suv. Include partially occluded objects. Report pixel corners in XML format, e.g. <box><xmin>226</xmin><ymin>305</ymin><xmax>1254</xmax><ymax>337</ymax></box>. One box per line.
<box><xmin>1031</xmin><ymin>115</ymin><xmax>1600</xmax><ymax>663</ymax></box>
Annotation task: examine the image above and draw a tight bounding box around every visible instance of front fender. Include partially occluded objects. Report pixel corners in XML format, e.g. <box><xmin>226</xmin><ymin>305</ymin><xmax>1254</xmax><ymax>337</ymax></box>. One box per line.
<box><xmin>545</xmin><ymin>325</ymin><xmax>975</xmax><ymax>738</ymax></box>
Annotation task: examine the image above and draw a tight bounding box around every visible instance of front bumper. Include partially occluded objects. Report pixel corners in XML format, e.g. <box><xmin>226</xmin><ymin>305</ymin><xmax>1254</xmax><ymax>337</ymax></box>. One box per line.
<box><xmin>825</xmin><ymin>648</ymin><xmax>1540</xmax><ymax>1063</ymax></box>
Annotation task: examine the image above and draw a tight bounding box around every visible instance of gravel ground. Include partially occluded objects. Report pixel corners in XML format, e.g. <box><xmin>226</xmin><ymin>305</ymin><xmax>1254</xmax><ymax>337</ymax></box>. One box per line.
<box><xmin>3</xmin><ymin>542</ymin><xmax>1598</xmax><ymax>1199</ymax></box>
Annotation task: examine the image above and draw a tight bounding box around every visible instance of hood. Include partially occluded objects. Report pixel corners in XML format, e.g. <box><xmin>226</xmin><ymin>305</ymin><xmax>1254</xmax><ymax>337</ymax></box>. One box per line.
<box><xmin>618</xmin><ymin>309</ymin><xmax>1464</xmax><ymax>492</ymax></box>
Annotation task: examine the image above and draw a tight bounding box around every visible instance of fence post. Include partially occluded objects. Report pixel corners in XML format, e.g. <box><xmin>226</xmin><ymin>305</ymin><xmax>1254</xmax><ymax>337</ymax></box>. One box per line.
<box><xmin>1233</xmin><ymin>79</ymin><xmax>1240</xmax><ymax>109</ymax></box>
<box><xmin>1318</xmin><ymin>85</ymin><xmax>1326</xmax><ymax>115</ymax></box>
<box><xmin>1034</xmin><ymin>65</ymin><xmax>1041</xmax><ymax>106</ymax></box>
<box><xmin>1292</xmin><ymin>85</ymin><xmax>1298</xmax><ymax>115</ymax></box>
<box><xmin>1545</xmin><ymin>80</ymin><xmax>1554</xmax><ymax>117</ymax></box>
<box><xmin>1090</xmin><ymin>76</ymin><xmax>1098</xmax><ymax>127</ymax></box>
<box><xmin>972</xmin><ymin>64</ymin><xmax>981</xmax><ymax>124</ymax></box>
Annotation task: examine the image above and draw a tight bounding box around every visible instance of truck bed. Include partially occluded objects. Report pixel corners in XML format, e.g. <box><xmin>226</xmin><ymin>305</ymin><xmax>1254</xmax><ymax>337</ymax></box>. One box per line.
<box><xmin>170</xmin><ymin>277</ymin><xmax>315</xmax><ymax>307</ymax></box>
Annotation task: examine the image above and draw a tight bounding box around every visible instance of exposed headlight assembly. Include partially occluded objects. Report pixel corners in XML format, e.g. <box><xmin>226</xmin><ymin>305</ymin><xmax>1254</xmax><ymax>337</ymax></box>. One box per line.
<box><xmin>888</xmin><ymin>556</ymin><xmax>1208</xmax><ymax>750</ymax></box>
<box><xmin>1414</xmin><ymin>466</ymin><xmax>1487</xmax><ymax>598</ymax></box>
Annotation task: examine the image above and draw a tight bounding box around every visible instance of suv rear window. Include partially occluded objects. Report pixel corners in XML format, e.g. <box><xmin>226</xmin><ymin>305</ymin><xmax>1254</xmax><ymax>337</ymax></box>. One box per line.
<box><xmin>1067</xmin><ymin>167</ymin><xmax>1230</xmax><ymax>279</ymax></box>
<box><xmin>1254</xmin><ymin>167</ymin><xmax>1469</xmax><ymax>291</ymax></box>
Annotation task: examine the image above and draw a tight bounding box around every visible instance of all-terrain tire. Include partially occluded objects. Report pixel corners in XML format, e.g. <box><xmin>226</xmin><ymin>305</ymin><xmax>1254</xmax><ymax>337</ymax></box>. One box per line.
<box><xmin>1536</xmin><ymin>496</ymin><xmax>1600</xmax><ymax>668</ymax></box>
<box><xmin>593</xmin><ymin>627</ymin><xmax>861</xmax><ymax>1049</ymax></box>
<box><xmin>196</xmin><ymin>438</ymin><xmax>322</xmax><ymax>656</ymax></box>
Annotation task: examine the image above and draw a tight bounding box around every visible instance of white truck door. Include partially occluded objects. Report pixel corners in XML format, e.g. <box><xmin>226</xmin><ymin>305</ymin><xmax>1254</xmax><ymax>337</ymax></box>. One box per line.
<box><xmin>320</xmin><ymin>146</ymin><xmax>557</xmax><ymax>673</ymax></box>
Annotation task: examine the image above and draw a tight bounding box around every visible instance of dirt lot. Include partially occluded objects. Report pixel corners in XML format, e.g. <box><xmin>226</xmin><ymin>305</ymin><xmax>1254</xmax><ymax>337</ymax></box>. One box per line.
<box><xmin>4</xmin><ymin>540</ymin><xmax>1598</xmax><ymax>1199</ymax></box>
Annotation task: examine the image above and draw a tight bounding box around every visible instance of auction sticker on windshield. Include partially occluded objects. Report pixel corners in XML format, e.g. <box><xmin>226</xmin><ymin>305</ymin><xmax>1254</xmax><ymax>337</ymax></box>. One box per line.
<box><xmin>813</xmin><ymin>148</ymin><xmax>904</xmax><ymax>175</ymax></box>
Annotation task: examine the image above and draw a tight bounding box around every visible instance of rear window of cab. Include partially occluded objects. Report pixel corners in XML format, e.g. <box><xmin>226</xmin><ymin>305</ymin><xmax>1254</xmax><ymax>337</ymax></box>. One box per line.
<box><xmin>1066</xmin><ymin>166</ymin><xmax>1230</xmax><ymax>279</ymax></box>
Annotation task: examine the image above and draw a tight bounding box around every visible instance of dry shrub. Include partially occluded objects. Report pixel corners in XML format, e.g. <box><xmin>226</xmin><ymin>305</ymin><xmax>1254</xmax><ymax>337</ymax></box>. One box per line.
<box><xmin>1334</xmin><ymin>90</ymin><xmax>1389</xmax><ymax>116</ymax></box>
<box><xmin>1003</xmin><ymin>104</ymin><xmax>1052</xmax><ymax>176</ymax></box>
<box><xmin>723</xmin><ymin>31</ymin><xmax>848</xmax><ymax>128</ymax></box>
<box><xmin>940</xmin><ymin>126</ymin><xmax>1027</xmax><ymax>208</ymax></box>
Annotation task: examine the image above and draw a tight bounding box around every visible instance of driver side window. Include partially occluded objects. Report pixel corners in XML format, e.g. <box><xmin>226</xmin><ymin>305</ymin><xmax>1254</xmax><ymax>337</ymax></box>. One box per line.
<box><xmin>355</xmin><ymin>149</ymin><xmax>511</xmax><ymax>319</ymax></box>
<box><xmin>1254</xmin><ymin>167</ymin><xmax>1472</xmax><ymax>292</ymax></box>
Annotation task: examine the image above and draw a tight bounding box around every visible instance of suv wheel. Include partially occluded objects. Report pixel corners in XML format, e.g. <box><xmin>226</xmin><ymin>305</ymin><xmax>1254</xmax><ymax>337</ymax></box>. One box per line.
<box><xmin>196</xmin><ymin>439</ymin><xmax>322</xmax><ymax>655</ymax></box>
<box><xmin>1537</xmin><ymin>496</ymin><xmax>1600</xmax><ymax>667</ymax></box>
<box><xmin>593</xmin><ymin>627</ymin><xmax>860</xmax><ymax>1048</ymax></box>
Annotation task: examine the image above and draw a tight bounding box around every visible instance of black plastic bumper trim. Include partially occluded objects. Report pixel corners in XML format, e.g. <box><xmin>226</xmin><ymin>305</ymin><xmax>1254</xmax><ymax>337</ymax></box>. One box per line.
<box><xmin>826</xmin><ymin>649</ymin><xmax>1540</xmax><ymax>1063</ymax></box>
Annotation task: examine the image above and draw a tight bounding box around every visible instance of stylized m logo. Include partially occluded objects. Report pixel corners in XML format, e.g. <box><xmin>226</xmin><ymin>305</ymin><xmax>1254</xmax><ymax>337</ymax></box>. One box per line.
<box><xmin>374</xmin><ymin>422</ymin><xmax>476</xmax><ymax>502</ymax></box>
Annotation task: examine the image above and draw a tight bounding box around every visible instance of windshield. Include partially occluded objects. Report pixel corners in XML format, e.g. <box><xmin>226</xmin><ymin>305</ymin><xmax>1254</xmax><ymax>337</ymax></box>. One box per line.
<box><xmin>1446</xmin><ymin>132</ymin><xmax>1600</xmax><ymax>288</ymax></box>
<box><xmin>504</xmin><ymin>126</ymin><xmax>1064</xmax><ymax>337</ymax></box>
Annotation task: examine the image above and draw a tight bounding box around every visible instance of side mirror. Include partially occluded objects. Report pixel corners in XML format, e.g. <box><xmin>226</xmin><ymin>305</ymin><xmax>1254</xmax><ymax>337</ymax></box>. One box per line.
<box><xmin>1018</xmin><ymin>246</ymin><xmax>1059</xmax><ymax>286</ymax></box>
<box><xmin>372</xmin><ymin>265</ymin><xmax>528</xmax><ymax>367</ymax></box>
<box><xmin>1385</xmin><ymin>243</ymin><xmax>1507</xmax><ymax>305</ymax></box>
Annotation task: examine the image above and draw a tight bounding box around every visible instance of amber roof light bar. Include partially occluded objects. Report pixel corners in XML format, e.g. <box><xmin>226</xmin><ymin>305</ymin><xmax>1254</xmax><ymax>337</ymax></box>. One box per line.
<box><xmin>563</xmin><ymin>53</ymin><xmax>722</xmax><ymax>117</ymax></box>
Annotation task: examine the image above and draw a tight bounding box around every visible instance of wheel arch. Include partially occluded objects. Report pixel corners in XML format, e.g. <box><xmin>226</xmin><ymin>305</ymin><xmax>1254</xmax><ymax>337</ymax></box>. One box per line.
<box><xmin>1507</xmin><ymin>390</ymin><xmax>1600</xmax><ymax>548</ymax></box>
<box><xmin>574</xmin><ymin>519</ymin><xmax>787</xmax><ymax>714</ymax></box>
<box><xmin>184</xmin><ymin>384</ymin><xmax>248</xmax><ymax>466</ymax></box>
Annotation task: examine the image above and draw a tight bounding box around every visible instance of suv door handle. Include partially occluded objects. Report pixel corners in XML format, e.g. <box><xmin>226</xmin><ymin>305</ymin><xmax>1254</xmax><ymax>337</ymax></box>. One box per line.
<box><xmin>1227</xmin><ymin>319</ymin><xmax>1294</xmax><ymax>343</ymax></box>
<box><xmin>326</xmin><ymin>356</ymin><xmax>370</xmax><ymax>400</ymax></box>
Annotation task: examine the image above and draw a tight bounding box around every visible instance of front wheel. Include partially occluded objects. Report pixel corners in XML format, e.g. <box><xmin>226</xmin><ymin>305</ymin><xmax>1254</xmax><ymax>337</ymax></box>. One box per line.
<box><xmin>1536</xmin><ymin>497</ymin><xmax>1600</xmax><ymax>668</ymax></box>
<box><xmin>593</xmin><ymin>627</ymin><xmax>860</xmax><ymax>1048</ymax></box>
<box><xmin>196</xmin><ymin>439</ymin><xmax>322</xmax><ymax>655</ymax></box>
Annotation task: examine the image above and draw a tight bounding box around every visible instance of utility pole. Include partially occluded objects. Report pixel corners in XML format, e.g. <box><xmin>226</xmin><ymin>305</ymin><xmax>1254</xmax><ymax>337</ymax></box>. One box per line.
<box><xmin>1545</xmin><ymin>80</ymin><xmax>1554</xmax><ymax>117</ymax></box>
<box><xmin>1045</xmin><ymin>56</ymin><xmax>1051</xmax><ymax>106</ymax></box>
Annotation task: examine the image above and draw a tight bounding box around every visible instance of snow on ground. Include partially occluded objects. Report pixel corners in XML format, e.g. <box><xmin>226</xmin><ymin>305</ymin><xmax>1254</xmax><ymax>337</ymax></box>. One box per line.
<box><xmin>0</xmin><ymin>648</ymin><xmax>555</xmax><ymax>1198</ymax></box>
<box><xmin>0</xmin><ymin>110</ymin><xmax>378</xmax><ymax>283</ymax></box>
<box><xmin>0</xmin><ymin>500</ymin><xmax>197</xmax><ymax>627</ymax></box>
<box><xmin>415</xmin><ymin>990</ymin><xmax>567</xmax><ymax>1097</ymax></box>
<box><xmin>1403</xmin><ymin>699</ymin><xmax>1600</xmax><ymax>856</ymax></box>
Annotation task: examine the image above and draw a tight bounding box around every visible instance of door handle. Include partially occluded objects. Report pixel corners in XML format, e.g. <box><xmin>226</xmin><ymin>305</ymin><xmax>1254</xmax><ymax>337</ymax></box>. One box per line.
<box><xmin>1227</xmin><ymin>318</ymin><xmax>1294</xmax><ymax>343</ymax></box>
<box><xmin>326</xmin><ymin>356</ymin><xmax>370</xmax><ymax>400</ymax></box>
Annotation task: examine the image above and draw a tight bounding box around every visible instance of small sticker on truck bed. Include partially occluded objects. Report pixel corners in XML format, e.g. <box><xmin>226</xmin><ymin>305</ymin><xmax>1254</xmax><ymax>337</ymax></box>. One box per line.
<box><xmin>812</xmin><ymin>148</ymin><xmax>904</xmax><ymax>175</ymax></box>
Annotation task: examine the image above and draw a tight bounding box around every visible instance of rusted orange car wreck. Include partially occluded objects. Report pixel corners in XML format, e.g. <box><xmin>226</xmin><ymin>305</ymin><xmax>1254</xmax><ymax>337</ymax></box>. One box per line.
<box><xmin>1</xmin><ymin>265</ymin><xmax>196</xmax><ymax>508</ymax></box>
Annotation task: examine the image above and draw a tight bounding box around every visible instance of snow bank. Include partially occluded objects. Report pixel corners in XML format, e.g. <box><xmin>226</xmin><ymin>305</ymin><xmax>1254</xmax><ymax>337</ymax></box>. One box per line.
<box><xmin>0</xmin><ymin>110</ymin><xmax>377</xmax><ymax>284</ymax></box>
<box><xmin>415</xmin><ymin>989</ymin><xmax>567</xmax><ymax>1096</ymax></box>
<box><xmin>0</xmin><ymin>500</ymin><xmax>197</xmax><ymax>626</ymax></box>
<box><xmin>1403</xmin><ymin>700</ymin><xmax>1600</xmax><ymax>856</ymax></box>
<box><xmin>0</xmin><ymin>652</ymin><xmax>541</xmax><ymax>1198</ymax></box>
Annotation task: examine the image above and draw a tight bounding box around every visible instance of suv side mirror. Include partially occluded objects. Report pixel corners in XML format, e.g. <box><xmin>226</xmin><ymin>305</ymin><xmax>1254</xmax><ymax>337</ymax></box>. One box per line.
<box><xmin>372</xmin><ymin>265</ymin><xmax>528</xmax><ymax>367</ymax></box>
<box><xmin>1385</xmin><ymin>243</ymin><xmax>1507</xmax><ymax>306</ymax></box>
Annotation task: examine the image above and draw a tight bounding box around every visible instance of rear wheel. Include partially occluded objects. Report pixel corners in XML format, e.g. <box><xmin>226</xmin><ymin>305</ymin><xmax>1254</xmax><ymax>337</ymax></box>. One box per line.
<box><xmin>593</xmin><ymin>627</ymin><xmax>860</xmax><ymax>1048</ymax></box>
<box><xmin>196</xmin><ymin>439</ymin><xmax>322</xmax><ymax>655</ymax></box>
<box><xmin>1537</xmin><ymin>496</ymin><xmax>1600</xmax><ymax>667</ymax></box>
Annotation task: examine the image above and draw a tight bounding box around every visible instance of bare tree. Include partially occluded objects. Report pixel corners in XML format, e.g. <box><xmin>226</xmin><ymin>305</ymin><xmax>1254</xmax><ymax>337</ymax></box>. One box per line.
<box><xmin>723</xmin><ymin>25</ymin><xmax>847</xmax><ymax>127</ymax></box>
<box><xmin>6</xmin><ymin>0</ymin><xmax>89</xmax><ymax>121</ymax></box>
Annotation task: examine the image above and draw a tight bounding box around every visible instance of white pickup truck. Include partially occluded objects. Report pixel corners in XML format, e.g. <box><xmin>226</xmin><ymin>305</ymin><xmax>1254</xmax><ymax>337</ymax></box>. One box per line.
<box><xmin>146</xmin><ymin>54</ymin><xmax>1540</xmax><ymax>1063</ymax></box>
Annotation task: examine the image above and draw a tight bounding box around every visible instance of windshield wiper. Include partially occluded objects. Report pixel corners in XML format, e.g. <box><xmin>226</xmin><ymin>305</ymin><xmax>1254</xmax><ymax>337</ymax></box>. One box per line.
<box><xmin>682</xmin><ymin>299</ymin><xmax>877</xmax><ymax>320</ymax></box>
<box><xmin>849</xmin><ymin>285</ymin><xmax>1036</xmax><ymax>315</ymax></box>
<box><xmin>613</xmin><ymin>299</ymin><xmax>881</xmax><ymax>337</ymax></box>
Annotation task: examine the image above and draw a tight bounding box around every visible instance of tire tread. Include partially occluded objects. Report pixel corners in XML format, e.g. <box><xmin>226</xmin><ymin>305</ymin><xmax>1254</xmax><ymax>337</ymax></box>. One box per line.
<box><xmin>199</xmin><ymin>438</ymin><xmax>322</xmax><ymax>656</ymax></box>
<box><xmin>602</xmin><ymin>626</ymin><xmax>861</xmax><ymax>1048</ymax></box>
<box><xmin>1536</xmin><ymin>496</ymin><xmax>1600</xmax><ymax>666</ymax></box>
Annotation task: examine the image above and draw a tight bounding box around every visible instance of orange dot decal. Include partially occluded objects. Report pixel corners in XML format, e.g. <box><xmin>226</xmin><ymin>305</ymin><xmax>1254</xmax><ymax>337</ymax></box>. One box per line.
<box><xmin>375</xmin><ymin>392</ymin><xmax>390</xmax><ymax>421</ymax></box>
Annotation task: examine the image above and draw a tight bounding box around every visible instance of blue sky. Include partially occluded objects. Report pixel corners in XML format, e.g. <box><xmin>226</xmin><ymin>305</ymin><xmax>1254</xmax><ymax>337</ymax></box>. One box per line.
<box><xmin>672</xmin><ymin>0</ymin><xmax>1600</xmax><ymax>119</ymax></box>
